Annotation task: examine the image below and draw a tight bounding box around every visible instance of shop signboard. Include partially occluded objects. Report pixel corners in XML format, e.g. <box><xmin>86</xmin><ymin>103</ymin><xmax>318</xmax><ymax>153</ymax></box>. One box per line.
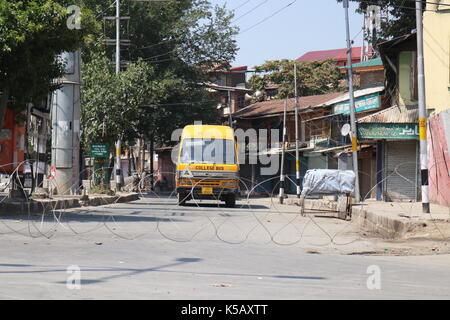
<box><xmin>358</xmin><ymin>123</ymin><xmax>419</xmax><ymax>139</ymax></box>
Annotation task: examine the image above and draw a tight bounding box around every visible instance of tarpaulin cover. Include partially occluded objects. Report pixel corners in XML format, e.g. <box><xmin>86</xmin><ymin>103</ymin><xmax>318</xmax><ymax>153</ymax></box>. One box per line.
<box><xmin>301</xmin><ymin>169</ymin><xmax>355</xmax><ymax>196</ymax></box>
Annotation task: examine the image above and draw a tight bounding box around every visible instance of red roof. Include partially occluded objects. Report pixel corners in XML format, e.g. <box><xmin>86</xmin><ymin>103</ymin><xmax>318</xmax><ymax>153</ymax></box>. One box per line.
<box><xmin>296</xmin><ymin>47</ymin><xmax>371</xmax><ymax>62</ymax></box>
<box><xmin>229</xmin><ymin>66</ymin><xmax>248</xmax><ymax>72</ymax></box>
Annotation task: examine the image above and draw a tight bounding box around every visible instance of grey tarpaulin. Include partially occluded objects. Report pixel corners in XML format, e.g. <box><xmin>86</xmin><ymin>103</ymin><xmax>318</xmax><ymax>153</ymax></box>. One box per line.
<box><xmin>301</xmin><ymin>169</ymin><xmax>355</xmax><ymax>196</ymax></box>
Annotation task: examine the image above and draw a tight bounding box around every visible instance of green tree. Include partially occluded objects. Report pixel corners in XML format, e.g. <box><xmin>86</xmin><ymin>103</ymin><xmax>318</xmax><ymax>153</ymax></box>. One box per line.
<box><xmin>81</xmin><ymin>0</ymin><xmax>238</xmax><ymax>146</ymax></box>
<box><xmin>0</xmin><ymin>0</ymin><xmax>97</xmax><ymax>128</ymax></box>
<box><xmin>248</xmin><ymin>59</ymin><xmax>344</xmax><ymax>100</ymax></box>
<box><xmin>81</xmin><ymin>54</ymin><xmax>157</xmax><ymax>149</ymax></box>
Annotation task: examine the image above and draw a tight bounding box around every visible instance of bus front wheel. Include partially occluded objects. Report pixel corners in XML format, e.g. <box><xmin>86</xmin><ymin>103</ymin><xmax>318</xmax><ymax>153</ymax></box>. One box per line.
<box><xmin>225</xmin><ymin>194</ymin><xmax>236</xmax><ymax>208</ymax></box>
<box><xmin>178</xmin><ymin>193</ymin><xmax>188</xmax><ymax>206</ymax></box>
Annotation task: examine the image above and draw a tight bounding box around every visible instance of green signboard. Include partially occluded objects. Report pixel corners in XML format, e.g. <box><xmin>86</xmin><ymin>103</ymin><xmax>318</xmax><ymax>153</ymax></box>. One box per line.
<box><xmin>358</xmin><ymin>123</ymin><xmax>419</xmax><ymax>139</ymax></box>
<box><xmin>91</xmin><ymin>143</ymin><xmax>109</xmax><ymax>158</ymax></box>
<box><xmin>333</xmin><ymin>93</ymin><xmax>381</xmax><ymax>115</ymax></box>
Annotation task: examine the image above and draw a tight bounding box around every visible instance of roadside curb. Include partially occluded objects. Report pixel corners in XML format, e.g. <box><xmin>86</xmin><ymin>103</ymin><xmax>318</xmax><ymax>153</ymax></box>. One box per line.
<box><xmin>350</xmin><ymin>205</ymin><xmax>420</xmax><ymax>239</ymax></box>
<box><xmin>0</xmin><ymin>193</ymin><xmax>140</xmax><ymax>216</ymax></box>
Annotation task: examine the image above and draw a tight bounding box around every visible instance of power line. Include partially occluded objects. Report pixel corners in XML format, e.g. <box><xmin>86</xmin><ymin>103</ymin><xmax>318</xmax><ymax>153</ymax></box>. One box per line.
<box><xmin>134</xmin><ymin>39</ymin><xmax>175</xmax><ymax>51</ymax></box>
<box><xmin>140</xmin><ymin>49</ymin><xmax>177</xmax><ymax>61</ymax></box>
<box><xmin>232</xmin><ymin>0</ymin><xmax>252</xmax><ymax>11</ymax></box>
<box><xmin>232</xmin><ymin>0</ymin><xmax>269</xmax><ymax>22</ymax></box>
<box><xmin>240</xmin><ymin>0</ymin><xmax>297</xmax><ymax>34</ymax></box>
<box><xmin>95</xmin><ymin>0</ymin><xmax>117</xmax><ymax>19</ymax></box>
<box><xmin>125</xmin><ymin>0</ymin><xmax>299</xmax><ymax>64</ymax></box>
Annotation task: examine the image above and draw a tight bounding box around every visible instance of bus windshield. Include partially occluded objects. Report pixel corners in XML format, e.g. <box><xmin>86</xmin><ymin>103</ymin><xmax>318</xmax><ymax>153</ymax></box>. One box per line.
<box><xmin>180</xmin><ymin>138</ymin><xmax>236</xmax><ymax>165</ymax></box>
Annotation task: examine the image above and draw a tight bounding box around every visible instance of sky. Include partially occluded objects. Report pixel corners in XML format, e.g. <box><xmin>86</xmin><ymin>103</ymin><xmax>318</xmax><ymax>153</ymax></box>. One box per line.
<box><xmin>211</xmin><ymin>0</ymin><xmax>365</xmax><ymax>68</ymax></box>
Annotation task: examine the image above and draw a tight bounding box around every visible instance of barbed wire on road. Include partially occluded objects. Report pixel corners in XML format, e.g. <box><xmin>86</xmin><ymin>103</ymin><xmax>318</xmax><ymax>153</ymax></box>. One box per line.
<box><xmin>0</xmin><ymin>160</ymin><xmax>449</xmax><ymax>252</ymax></box>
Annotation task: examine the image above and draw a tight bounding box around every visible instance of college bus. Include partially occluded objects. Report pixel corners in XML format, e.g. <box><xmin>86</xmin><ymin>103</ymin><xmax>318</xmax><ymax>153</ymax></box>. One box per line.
<box><xmin>176</xmin><ymin>125</ymin><xmax>239</xmax><ymax>207</ymax></box>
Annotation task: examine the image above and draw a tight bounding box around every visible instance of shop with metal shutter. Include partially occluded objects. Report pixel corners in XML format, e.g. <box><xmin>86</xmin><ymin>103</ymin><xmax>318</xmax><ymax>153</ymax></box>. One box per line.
<box><xmin>383</xmin><ymin>140</ymin><xmax>420</xmax><ymax>202</ymax></box>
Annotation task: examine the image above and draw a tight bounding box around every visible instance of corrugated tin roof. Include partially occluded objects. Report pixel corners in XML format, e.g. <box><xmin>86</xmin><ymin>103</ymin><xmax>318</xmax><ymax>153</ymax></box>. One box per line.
<box><xmin>205</xmin><ymin>82</ymin><xmax>253</xmax><ymax>92</ymax></box>
<box><xmin>229</xmin><ymin>66</ymin><xmax>248</xmax><ymax>72</ymax></box>
<box><xmin>378</xmin><ymin>33</ymin><xmax>416</xmax><ymax>51</ymax></box>
<box><xmin>340</xmin><ymin>57</ymin><xmax>384</xmax><ymax>69</ymax></box>
<box><xmin>317</xmin><ymin>86</ymin><xmax>385</xmax><ymax>107</ymax></box>
<box><xmin>296</xmin><ymin>47</ymin><xmax>371</xmax><ymax>62</ymax></box>
<box><xmin>232</xmin><ymin>92</ymin><xmax>344</xmax><ymax>119</ymax></box>
<box><xmin>357</xmin><ymin>105</ymin><xmax>419</xmax><ymax>123</ymax></box>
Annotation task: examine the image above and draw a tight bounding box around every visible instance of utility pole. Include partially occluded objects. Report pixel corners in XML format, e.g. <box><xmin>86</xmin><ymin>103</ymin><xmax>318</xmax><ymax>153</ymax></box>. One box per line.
<box><xmin>416</xmin><ymin>0</ymin><xmax>430</xmax><ymax>213</ymax></box>
<box><xmin>294</xmin><ymin>63</ymin><xmax>301</xmax><ymax>198</ymax></box>
<box><xmin>51</xmin><ymin>51</ymin><xmax>81</xmax><ymax>195</ymax></box>
<box><xmin>106</xmin><ymin>0</ymin><xmax>172</xmax><ymax>191</ymax></box>
<box><xmin>149</xmin><ymin>136</ymin><xmax>154</xmax><ymax>191</ymax></box>
<box><xmin>228</xmin><ymin>90</ymin><xmax>233</xmax><ymax>128</ymax></box>
<box><xmin>279</xmin><ymin>99</ymin><xmax>288</xmax><ymax>204</ymax></box>
<box><xmin>115</xmin><ymin>0</ymin><xmax>123</xmax><ymax>191</ymax></box>
<box><xmin>343</xmin><ymin>0</ymin><xmax>361</xmax><ymax>202</ymax></box>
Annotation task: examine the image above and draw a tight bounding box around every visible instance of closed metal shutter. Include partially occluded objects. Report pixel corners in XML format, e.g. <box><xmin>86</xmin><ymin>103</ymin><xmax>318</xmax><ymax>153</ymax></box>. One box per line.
<box><xmin>384</xmin><ymin>140</ymin><xmax>419</xmax><ymax>202</ymax></box>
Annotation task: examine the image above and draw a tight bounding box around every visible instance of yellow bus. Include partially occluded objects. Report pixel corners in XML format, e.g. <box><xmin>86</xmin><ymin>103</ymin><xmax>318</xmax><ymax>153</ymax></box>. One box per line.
<box><xmin>176</xmin><ymin>125</ymin><xmax>239</xmax><ymax>207</ymax></box>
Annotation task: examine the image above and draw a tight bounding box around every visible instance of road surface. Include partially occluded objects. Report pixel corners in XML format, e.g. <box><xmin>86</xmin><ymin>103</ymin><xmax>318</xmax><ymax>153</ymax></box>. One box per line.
<box><xmin>0</xmin><ymin>195</ymin><xmax>449</xmax><ymax>299</ymax></box>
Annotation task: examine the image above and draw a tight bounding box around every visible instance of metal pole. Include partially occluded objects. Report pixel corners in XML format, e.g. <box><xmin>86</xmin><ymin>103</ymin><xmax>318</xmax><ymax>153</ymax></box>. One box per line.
<box><xmin>51</xmin><ymin>51</ymin><xmax>81</xmax><ymax>195</ymax></box>
<box><xmin>294</xmin><ymin>63</ymin><xmax>301</xmax><ymax>198</ymax></box>
<box><xmin>115</xmin><ymin>0</ymin><xmax>120</xmax><ymax>75</ymax></box>
<box><xmin>228</xmin><ymin>90</ymin><xmax>233</xmax><ymax>128</ymax></box>
<box><xmin>115</xmin><ymin>0</ymin><xmax>122</xmax><ymax>191</ymax></box>
<box><xmin>150</xmin><ymin>136</ymin><xmax>154</xmax><ymax>191</ymax></box>
<box><xmin>344</xmin><ymin>0</ymin><xmax>361</xmax><ymax>203</ymax></box>
<box><xmin>279</xmin><ymin>99</ymin><xmax>288</xmax><ymax>204</ymax></box>
<box><xmin>416</xmin><ymin>0</ymin><xmax>430</xmax><ymax>213</ymax></box>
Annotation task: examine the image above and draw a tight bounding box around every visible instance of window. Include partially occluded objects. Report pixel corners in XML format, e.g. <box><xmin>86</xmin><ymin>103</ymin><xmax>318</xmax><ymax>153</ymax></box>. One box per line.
<box><xmin>215</xmin><ymin>75</ymin><xmax>226</xmax><ymax>86</ymax></box>
<box><xmin>180</xmin><ymin>138</ymin><xmax>236</xmax><ymax>165</ymax></box>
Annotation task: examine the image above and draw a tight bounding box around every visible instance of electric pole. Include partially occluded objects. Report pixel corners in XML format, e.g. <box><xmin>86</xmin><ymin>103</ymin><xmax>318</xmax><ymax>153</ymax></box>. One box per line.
<box><xmin>343</xmin><ymin>0</ymin><xmax>361</xmax><ymax>203</ymax></box>
<box><xmin>51</xmin><ymin>51</ymin><xmax>81</xmax><ymax>195</ymax></box>
<box><xmin>228</xmin><ymin>90</ymin><xmax>233</xmax><ymax>128</ymax></box>
<box><xmin>294</xmin><ymin>63</ymin><xmax>301</xmax><ymax>198</ymax></box>
<box><xmin>416</xmin><ymin>0</ymin><xmax>430</xmax><ymax>213</ymax></box>
<box><xmin>279</xmin><ymin>99</ymin><xmax>288</xmax><ymax>204</ymax></box>
<box><xmin>115</xmin><ymin>0</ymin><xmax>123</xmax><ymax>191</ymax></box>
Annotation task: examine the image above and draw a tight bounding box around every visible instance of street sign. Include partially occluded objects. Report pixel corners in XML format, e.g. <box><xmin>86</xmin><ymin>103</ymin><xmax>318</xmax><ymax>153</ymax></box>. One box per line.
<box><xmin>91</xmin><ymin>144</ymin><xmax>109</xmax><ymax>158</ymax></box>
<box><xmin>333</xmin><ymin>93</ymin><xmax>381</xmax><ymax>115</ymax></box>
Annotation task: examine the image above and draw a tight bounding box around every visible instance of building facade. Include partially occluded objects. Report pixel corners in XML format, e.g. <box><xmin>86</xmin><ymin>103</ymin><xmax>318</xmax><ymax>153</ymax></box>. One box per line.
<box><xmin>424</xmin><ymin>3</ymin><xmax>450</xmax><ymax>206</ymax></box>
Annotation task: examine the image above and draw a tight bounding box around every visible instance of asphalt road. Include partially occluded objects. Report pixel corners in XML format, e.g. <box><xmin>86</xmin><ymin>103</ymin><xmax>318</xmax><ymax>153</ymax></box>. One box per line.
<box><xmin>0</xmin><ymin>195</ymin><xmax>449</xmax><ymax>299</ymax></box>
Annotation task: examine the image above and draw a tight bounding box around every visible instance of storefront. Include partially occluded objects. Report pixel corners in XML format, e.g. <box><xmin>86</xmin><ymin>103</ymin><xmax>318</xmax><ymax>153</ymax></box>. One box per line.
<box><xmin>358</xmin><ymin>116</ymin><xmax>420</xmax><ymax>202</ymax></box>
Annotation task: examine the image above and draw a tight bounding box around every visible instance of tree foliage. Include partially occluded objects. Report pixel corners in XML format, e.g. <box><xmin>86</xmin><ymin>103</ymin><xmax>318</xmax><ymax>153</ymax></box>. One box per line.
<box><xmin>0</xmin><ymin>0</ymin><xmax>98</xmax><ymax>127</ymax></box>
<box><xmin>81</xmin><ymin>55</ymin><xmax>156</xmax><ymax>150</ymax></box>
<box><xmin>81</xmin><ymin>0</ymin><xmax>238</xmax><ymax>146</ymax></box>
<box><xmin>248</xmin><ymin>59</ymin><xmax>344</xmax><ymax>100</ymax></box>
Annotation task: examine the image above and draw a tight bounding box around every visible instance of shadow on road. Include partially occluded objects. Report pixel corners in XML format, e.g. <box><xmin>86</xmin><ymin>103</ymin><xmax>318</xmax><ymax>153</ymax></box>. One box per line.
<box><xmin>0</xmin><ymin>257</ymin><xmax>326</xmax><ymax>284</ymax></box>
